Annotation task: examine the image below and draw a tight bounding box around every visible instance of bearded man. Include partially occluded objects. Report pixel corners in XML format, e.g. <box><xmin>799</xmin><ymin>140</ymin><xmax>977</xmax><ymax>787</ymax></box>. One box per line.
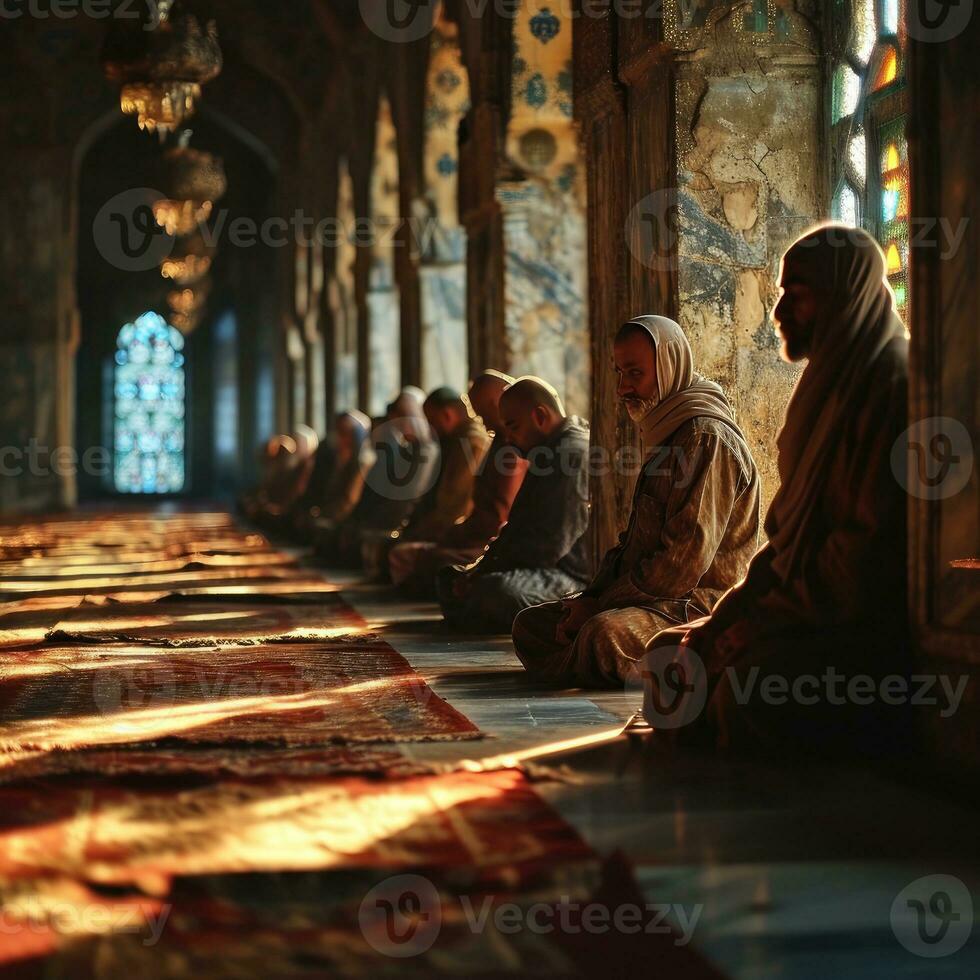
<box><xmin>645</xmin><ymin>226</ymin><xmax>911</xmax><ymax>755</ymax></box>
<box><xmin>512</xmin><ymin>316</ymin><xmax>761</xmax><ymax>687</ymax></box>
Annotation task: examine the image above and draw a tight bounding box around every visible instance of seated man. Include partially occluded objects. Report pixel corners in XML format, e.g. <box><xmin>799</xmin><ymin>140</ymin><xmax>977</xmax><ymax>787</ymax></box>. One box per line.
<box><xmin>512</xmin><ymin>316</ymin><xmax>761</xmax><ymax>687</ymax></box>
<box><xmin>646</xmin><ymin>226</ymin><xmax>910</xmax><ymax>755</ymax></box>
<box><xmin>389</xmin><ymin>372</ymin><xmax>528</xmax><ymax>595</ymax></box>
<box><xmin>437</xmin><ymin>377</ymin><xmax>592</xmax><ymax>633</ymax></box>
<box><xmin>316</xmin><ymin>390</ymin><xmax>439</xmax><ymax>566</ymax></box>
<box><xmin>373</xmin><ymin>387</ymin><xmax>490</xmax><ymax>577</ymax></box>
<box><xmin>290</xmin><ymin>411</ymin><xmax>375</xmax><ymax>538</ymax></box>
<box><xmin>247</xmin><ymin>425</ymin><xmax>320</xmax><ymax>532</ymax></box>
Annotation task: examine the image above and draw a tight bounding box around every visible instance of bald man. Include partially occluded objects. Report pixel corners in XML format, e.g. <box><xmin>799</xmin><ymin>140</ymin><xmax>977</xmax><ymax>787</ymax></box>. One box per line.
<box><xmin>512</xmin><ymin>317</ymin><xmax>761</xmax><ymax>687</ymax></box>
<box><xmin>389</xmin><ymin>372</ymin><xmax>528</xmax><ymax>595</ymax></box>
<box><xmin>436</xmin><ymin>377</ymin><xmax>592</xmax><ymax>633</ymax></box>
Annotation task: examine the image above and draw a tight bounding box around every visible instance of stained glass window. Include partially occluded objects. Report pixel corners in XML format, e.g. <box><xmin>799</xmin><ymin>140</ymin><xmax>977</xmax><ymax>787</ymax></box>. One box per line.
<box><xmin>113</xmin><ymin>312</ymin><xmax>186</xmax><ymax>494</ymax></box>
<box><xmin>829</xmin><ymin>0</ymin><xmax>910</xmax><ymax>322</ymax></box>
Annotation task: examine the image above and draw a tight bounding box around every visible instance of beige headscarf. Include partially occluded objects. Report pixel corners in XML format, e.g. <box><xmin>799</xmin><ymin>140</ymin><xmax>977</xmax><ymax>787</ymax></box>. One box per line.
<box><xmin>626</xmin><ymin>315</ymin><xmax>738</xmax><ymax>451</ymax></box>
<box><xmin>765</xmin><ymin>225</ymin><xmax>907</xmax><ymax>582</ymax></box>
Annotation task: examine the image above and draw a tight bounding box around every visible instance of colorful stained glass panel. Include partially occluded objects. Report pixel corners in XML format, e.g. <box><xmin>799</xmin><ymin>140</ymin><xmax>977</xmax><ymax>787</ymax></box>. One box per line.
<box><xmin>113</xmin><ymin>312</ymin><xmax>186</xmax><ymax>494</ymax></box>
<box><xmin>874</xmin><ymin>45</ymin><xmax>899</xmax><ymax>89</ymax></box>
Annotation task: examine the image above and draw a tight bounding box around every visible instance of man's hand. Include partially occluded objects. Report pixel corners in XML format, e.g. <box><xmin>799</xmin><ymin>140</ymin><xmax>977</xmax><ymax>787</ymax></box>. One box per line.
<box><xmin>555</xmin><ymin>595</ymin><xmax>601</xmax><ymax>646</ymax></box>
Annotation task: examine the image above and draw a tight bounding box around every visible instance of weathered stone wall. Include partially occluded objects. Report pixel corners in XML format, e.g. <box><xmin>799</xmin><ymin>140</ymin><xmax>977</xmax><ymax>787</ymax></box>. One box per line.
<box><xmin>502</xmin><ymin>1</ymin><xmax>589</xmax><ymax>415</ymax></box>
<box><xmin>673</xmin><ymin>5</ymin><xmax>824</xmax><ymax>508</ymax></box>
<box><xmin>499</xmin><ymin>179</ymin><xmax>589</xmax><ymax>413</ymax></box>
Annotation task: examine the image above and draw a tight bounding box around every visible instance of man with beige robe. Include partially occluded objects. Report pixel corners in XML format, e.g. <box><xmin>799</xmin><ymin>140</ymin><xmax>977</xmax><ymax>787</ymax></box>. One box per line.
<box><xmin>645</xmin><ymin>226</ymin><xmax>911</xmax><ymax>754</ymax></box>
<box><xmin>388</xmin><ymin>372</ymin><xmax>527</xmax><ymax>594</ymax></box>
<box><xmin>512</xmin><ymin>316</ymin><xmax>761</xmax><ymax>687</ymax></box>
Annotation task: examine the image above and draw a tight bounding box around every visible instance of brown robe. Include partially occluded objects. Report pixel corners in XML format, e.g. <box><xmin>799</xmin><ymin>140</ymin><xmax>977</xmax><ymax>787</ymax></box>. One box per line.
<box><xmin>513</xmin><ymin>414</ymin><xmax>760</xmax><ymax>687</ymax></box>
<box><xmin>400</xmin><ymin>416</ymin><xmax>491</xmax><ymax>543</ymax></box>
<box><xmin>389</xmin><ymin>432</ymin><xmax>527</xmax><ymax>592</ymax></box>
<box><xmin>648</xmin><ymin>226</ymin><xmax>911</xmax><ymax>754</ymax></box>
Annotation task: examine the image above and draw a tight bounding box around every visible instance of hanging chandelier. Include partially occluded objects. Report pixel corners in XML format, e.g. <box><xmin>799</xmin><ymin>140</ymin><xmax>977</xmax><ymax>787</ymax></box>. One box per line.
<box><xmin>102</xmin><ymin>1</ymin><xmax>222</xmax><ymax>137</ymax></box>
<box><xmin>167</xmin><ymin>277</ymin><xmax>211</xmax><ymax>317</ymax></box>
<box><xmin>161</xmin><ymin>231</ymin><xmax>213</xmax><ymax>286</ymax></box>
<box><xmin>169</xmin><ymin>308</ymin><xmax>204</xmax><ymax>335</ymax></box>
<box><xmin>152</xmin><ymin>140</ymin><xmax>227</xmax><ymax>235</ymax></box>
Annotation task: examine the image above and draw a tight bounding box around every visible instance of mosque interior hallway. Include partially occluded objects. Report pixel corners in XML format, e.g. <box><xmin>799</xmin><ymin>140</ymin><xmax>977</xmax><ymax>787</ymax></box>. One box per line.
<box><xmin>0</xmin><ymin>507</ymin><xmax>975</xmax><ymax>977</ymax></box>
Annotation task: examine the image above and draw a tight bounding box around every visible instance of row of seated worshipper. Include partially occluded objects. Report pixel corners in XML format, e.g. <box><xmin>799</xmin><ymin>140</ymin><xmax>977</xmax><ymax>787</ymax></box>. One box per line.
<box><xmin>313</xmin><ymin>386</ymin><xmax>483</xmax><ymax>573</ymax></box>
<box><xmin>514</xmin><ymin>225</ymin><xmax>912</xmax><ymax>759</ymax></box>
<box><xmin>309</xmin><ymin>375</ymin><xmax>593</xmax><ymax>615</ymax></box>
<box><xmin>239</xmin><ymin>413</ymin><xmax>375</xmax><ymax>541</ymax></box>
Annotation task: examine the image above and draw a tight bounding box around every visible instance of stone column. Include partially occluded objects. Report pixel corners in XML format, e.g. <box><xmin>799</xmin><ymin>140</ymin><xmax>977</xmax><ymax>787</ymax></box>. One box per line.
<box><xmin>0</xmin><ymin>147</ymin><xmax>80</xmax><ymax>513</ymax></box>
<box><xmin>418</xmin><ymin>10</ymin><xmax>470</xmax><ymax>394</ymax></box>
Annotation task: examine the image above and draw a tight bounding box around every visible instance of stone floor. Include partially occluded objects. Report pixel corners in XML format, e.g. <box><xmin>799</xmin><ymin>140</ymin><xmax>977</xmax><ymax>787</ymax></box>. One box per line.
<box><xmin>329</xmin><ymin>568</ymin><xmax>980</xmax><ymax>979</ymax></box>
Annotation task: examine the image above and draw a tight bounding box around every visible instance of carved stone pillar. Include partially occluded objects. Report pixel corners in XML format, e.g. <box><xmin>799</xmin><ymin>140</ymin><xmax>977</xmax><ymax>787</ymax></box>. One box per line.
<box><xmin>457</xmin><ymin>0</ymin><xmax>511</xmax><ymax>381</ymax></box>
<box><xmin>419</xmin><ymin>10</ymin><xmax>470</xmax><ymax>394</ymax></box>
<box><xmin>574</xmin><ymin>2</ymin><xmax>634</xmax><ymax>556</ymax></box>
<box><xmin>0</xmin><ymin>148</ymin><xmax>79</xmax><ymax>512</ymax></box>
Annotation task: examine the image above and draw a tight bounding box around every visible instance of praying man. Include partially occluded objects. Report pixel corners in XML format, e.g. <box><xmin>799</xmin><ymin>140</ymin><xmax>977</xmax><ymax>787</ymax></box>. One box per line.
<box><xmin>646</xmin><ymin>227</ymin><xmax>912</xmax><ymax>754</ymax></box>
<box><xmin>512</xmin><ymin>316</ymin><xmax>761</xmax><ymax>687</ymax></box>
<box><xmin>437</xmin><ymin>377</ymin><xmax>592</xmax><ymax>633</ymax></box>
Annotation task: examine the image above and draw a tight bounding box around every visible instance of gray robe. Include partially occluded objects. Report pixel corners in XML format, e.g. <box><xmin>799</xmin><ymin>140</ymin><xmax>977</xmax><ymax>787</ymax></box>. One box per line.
<box><xmin>438</xmin><ymin>417</ymin><xmax>592</xmax><ymax>633</ymax></box>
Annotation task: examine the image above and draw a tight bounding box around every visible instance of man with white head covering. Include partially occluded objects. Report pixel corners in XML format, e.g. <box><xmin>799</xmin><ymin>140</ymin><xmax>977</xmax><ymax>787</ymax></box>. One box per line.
<box><xmin>512</xmin><ymin>315</ymin><xmax>761</xmax><ymax>687</ymax></box>
<box><xmin>646</xmin><ymin>225</ymin><xmax>910</xmax><ymax>754</ymax></box>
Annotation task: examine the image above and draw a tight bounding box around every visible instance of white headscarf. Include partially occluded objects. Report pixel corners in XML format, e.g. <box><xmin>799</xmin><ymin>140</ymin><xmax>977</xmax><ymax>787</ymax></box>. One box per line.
<box><xmin>625</xmin><ymin>315</ymin><xmax>739</xmax><ymax>452</ymax></box>
<box><xmin>765</xmin><ymin>225</ymin><xmax>907</xmax><ymax>582</ymax></box>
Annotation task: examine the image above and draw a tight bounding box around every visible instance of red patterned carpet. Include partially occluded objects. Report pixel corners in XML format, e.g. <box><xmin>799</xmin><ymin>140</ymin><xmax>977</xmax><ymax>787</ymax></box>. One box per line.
<box><xmin>0</xmin><ymin>511</ymin><xmax>720</xmax><ymax>977</ymax></box>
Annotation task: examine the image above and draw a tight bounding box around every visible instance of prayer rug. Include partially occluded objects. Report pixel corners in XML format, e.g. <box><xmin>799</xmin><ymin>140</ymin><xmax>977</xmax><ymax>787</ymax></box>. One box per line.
<box><xmin>43</xmin><ymin>597</ymin><xmax>368</xmax><ymax>646</ymax></box>
<box><xmin>0</xmin><ymin>593</ymin><xmax>355</xmax><ymax>650</ymax></box>
<box><xmin>0</xmin><ymin>551</ymin><xmax>296</xmax><ymax>580</ymax></box>
<box><xmin>0</xmin><ymin>565</ymin><xmax>311</xmax><ymax>598</ymax></box>
<box><xmin>0</xmin><ymin>782</ymin><xmax>727</xmax><ymax>979</ymax></box>
<box><xmin>0</xmin><ymin>641</ymin><xmax>481</xmax><ymax>750</ymax></box>
<box><xmin>0</xmin><ymin>770</ymin><xmax>587</xmax><ymax>883</ymax></box>
<box><xmin>0</xmin><ymin>580</ymin><xmax>341</xmax><ymax>616</ymax></box>
<box><xmin>0</xmin><ymin>745</ymin><xmax>433</xmax><ymax>784</ymax></box>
